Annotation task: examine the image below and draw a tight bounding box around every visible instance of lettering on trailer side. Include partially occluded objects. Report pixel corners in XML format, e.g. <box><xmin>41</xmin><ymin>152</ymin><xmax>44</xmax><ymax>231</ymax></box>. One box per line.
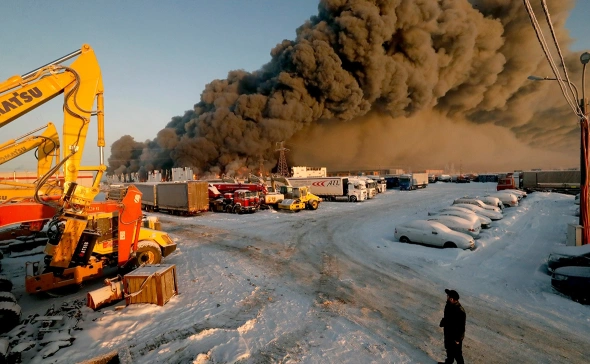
<box><xmin>311</xmin><ymin>180</ymin><xmax>340</xmax><ymax>187</ymax></box>
<box><xmin>0</xmin><ymin>87</ymin><xmax>44</xmax><ymax>115</ymax></box>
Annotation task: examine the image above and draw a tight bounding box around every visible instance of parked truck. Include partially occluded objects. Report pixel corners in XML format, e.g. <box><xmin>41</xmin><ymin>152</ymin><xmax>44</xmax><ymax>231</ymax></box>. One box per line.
<box><xmin>498</xmin><ymin>171</ymin><xmax>580</xmax><ymax>195</ymax></box>
<box><xmin>348</xmin><ymin>176</ymin><xmax>376</xmax><ymax>198</ymax></box>
<box><xmin>399</xmin><ymin>173</ymin><xmax>429</xmax><ymax>191</ymax></box>
<box><xmin>154</xmin><ymin>181</ymin><xmax>210</xmax><ymax>215</ymax></box>
<box><xmin>287</xmin><ymin>176</ymin><xmax>367</xmax><ymax>202</ymax></box>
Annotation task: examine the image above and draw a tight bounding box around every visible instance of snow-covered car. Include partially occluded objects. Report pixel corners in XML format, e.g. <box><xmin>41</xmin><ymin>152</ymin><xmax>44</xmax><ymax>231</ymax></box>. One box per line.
<box><xmin>452</xmin><ymin>203</ymin><xmax>503</xmax><ymax>220</ymax></box>
<box><xmin>487</xmin><ymin>192</ymin><xmax>519</xmax><ymax>207</ymax></box>
<box><xmin>429</xmin><ymin>208</ymin><xmax>491</xmax><ymax>229</ymax></box>
<box><xmin>453</xmin><ymin>198</ymin><xmax>501</xmax><ymax>213</ymax></box>
<box><xmin>503</xmin><ymin>189</ymin><xmax>527</xmax><ymax>199</ymax></box>
<box><xmin>427</xmin><ymin>215</ymin><xmax>480</xmax><ymax>238</ymax></box>
<box><xmin>438</xmin><ymin>206</ymin><xmax>493</xmax><ymax>228</ymax></box>
<box><xmin>462</xmin><ymin>195</ymin><xmax>504</xmax><ymax>210</ymax></box>
<box><xmin>394</xmin><ymin>220</ymin><xmax>475</xmax><ymax>250</ymax></box>
<box><xmin>551</xmin><ymin>266</ymin><xmax>590</xmax><ymax>303</ymax></box>
<box><xmin>547</xmin><ymin>244</ymin><xmax>590</xmax><ymax>272</ymax></box>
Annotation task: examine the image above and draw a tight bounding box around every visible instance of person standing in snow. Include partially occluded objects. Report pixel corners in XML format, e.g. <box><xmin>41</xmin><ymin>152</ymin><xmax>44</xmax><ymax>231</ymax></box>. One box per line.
<box><xmin>439</xmin><ymin>289</ymin><xmax>466</xmax><ymax>364</ymax></box>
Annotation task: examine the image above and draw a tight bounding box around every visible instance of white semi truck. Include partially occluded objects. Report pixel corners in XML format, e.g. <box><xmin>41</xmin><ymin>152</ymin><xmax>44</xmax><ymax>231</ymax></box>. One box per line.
<box><xmin>349</xmin><ymin>176</ymin><xmax>377</xmax><ymax>198</ymax></box>
<box><xmin>287</xmin><ymin>176</ymin><xmax>367</xmax><ymax>202</ymax></box>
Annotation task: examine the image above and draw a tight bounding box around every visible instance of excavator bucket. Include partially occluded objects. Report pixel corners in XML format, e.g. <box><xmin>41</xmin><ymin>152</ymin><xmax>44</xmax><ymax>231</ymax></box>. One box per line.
<box><xmin>87</xmin><ymin>276</ymin><xmax>124</xmax><ymax>310</ymax></box>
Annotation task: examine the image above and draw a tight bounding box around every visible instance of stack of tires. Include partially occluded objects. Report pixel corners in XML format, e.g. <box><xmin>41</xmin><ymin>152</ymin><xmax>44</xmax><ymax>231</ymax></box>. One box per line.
<box><xmin>0</xmin><ymin>274</ymin><xmax>21</xmax><ymax>362</ymax></box>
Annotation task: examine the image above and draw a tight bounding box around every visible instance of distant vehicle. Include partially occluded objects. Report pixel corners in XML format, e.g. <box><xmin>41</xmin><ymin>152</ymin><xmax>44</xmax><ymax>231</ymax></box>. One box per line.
<box><xmin>453</xmin><ymin>198</ymin><xmax>502</xmax><ymax>213</ymax></box>
<box><xmin>452</xmin><ymin>203</ymin><xmax>503</xmax><ymax>220</ymax></box>
<box><xmin>486</xmin><ymin>192</ymin><xmax>519</xmax><ymax>208</ymax></box>
<box><xmin>456</xmin><ymin>175</ymin><xmax>470</xmax><ymax>183</ymax></box>
<box><xmin>399</xmin><ymin>173</ymin><xmax>429</xmax><ymax>191</ymax></box>
<box><xmin>438</xmin><ymin>175</ymin><xmax>452</xmax><ymax>182</ymax></box>
<box><xmin>428</xmin><ymin>208</ymin><xmax>491</xmax><ymax>229</ymax></box>
<box><xmin>427</xmin><ymin>215</ymin><xmax>480</xmax><ymax>238</ymax></box>
<box><xmin>394</xmin><ymin>220</ymin><xmax>475</xmax><ymax>250</ymax></box>
<box><xmin>551</xmin><ymin>266</ymin><xmax>590</xmax><ymax>303</ymax></box>
<box><xmin>547</xmin><ymin>244</ymin><xmax>590</xmax><ymax>272</ymax></box>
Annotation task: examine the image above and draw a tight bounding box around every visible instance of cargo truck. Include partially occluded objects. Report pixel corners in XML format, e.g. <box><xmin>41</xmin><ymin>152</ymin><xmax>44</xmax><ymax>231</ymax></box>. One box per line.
<box><xmin>399</xmin><ymin>173</ymin><xmax>429</xmax><ymax>191</ymax></box>
<box><xmin>498</xmin><ymin>171</ymin><xmax>580</xmax><ymax>195</ymax></box>
<box><xmin>155</xmin><ymin>181</ymin><xmax>209</xmax><ymax>215</ymax></box>
<box><xmin>287</xmin><ymin>176</ymin><xmax>367</xmax><ymax>202</ymax></box>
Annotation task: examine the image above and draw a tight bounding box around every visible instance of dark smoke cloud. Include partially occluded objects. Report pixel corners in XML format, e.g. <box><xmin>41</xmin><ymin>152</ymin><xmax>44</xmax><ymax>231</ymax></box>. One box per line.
<box><xmin>109</xmin><ymin>0</ymin><xmax>580</xmax><ymax>176</ymax></box>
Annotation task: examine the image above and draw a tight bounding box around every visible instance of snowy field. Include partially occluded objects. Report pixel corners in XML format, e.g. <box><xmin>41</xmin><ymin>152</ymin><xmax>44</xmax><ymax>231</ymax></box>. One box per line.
<box><xmin>3</xmin><ymin>182</ymin><xmax>590</xmax><ymax>363</ymax></box>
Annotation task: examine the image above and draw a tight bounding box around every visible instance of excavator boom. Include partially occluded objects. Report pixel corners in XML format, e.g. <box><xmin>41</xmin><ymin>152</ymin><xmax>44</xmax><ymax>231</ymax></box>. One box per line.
<box><xmin>0</xmin><ymin>122</ymin><xmax>60</xmax><ymax>177</ymax></box>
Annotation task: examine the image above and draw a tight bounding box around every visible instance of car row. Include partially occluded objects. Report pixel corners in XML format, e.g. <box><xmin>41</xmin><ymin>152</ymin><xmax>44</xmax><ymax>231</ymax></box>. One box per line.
<box><xmin>396</xmin><ymin>196</ymin><xmax>509</xmax><ymax>250</ymax></box>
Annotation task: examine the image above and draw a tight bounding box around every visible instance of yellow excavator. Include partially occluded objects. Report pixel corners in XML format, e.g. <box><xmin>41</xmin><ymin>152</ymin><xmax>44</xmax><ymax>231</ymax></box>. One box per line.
<box><xmin>0</xmin><ymin>45</ymin><xmax>177</xmax><ymax>332</ymax></box>
<box><xmin>0</xmin><ymin>122</ymin><xmax>62</xmax><ymax>201</ymax></box>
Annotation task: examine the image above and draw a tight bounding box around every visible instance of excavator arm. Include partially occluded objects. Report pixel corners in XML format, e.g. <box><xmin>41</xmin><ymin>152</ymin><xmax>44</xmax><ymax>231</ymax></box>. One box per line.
<box><xmin>0</xmin><ymin>44</ymin><xmax>106</xmax><ymax>204</ymax></box>
<box><xmin>0</xmin><ymin>122</ymin><xmax>60</xmax><ymax>178</ymax></box>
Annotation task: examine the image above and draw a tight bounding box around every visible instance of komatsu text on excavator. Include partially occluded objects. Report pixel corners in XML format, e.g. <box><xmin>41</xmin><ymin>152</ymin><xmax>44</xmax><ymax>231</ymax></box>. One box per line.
<box><xmin>0</xmin><ymin>45</ymin><xmax>176</xmax><ymax>329</ymax></box>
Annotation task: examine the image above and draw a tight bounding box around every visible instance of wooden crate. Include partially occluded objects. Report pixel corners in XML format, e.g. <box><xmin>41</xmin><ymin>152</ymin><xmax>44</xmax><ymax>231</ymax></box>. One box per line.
<box><xmin>124</xmin><ymin>264</ymin><xmax>178</xmax><ymax>306</ymax></box>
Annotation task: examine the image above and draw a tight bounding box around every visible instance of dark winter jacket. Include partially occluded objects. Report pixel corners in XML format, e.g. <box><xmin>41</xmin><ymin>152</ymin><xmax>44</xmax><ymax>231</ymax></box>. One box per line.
<box><xmin>439</xmin><ymin>301</ymin><xmax>466</xmax><ymax>343</ymax></box>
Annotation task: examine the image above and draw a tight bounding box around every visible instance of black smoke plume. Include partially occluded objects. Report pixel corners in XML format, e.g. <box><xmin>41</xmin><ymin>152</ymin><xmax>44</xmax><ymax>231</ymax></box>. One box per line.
<box><xmin>109</xmin><ymin>0</ymin><xmax>580</xmax><ymax>176</ymax></box>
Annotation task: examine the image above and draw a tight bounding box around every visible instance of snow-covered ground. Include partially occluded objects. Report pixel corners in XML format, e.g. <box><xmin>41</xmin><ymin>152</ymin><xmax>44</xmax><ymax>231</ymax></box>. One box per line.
<box><xmin>2</xmin><ymin>182</ymin><xmax>589</xmax><ymax>363</ymax></box>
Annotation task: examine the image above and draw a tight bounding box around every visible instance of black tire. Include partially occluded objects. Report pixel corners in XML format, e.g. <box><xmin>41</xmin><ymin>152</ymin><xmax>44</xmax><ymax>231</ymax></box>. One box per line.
<box><xmin>0</xmin><ymin>276</ymin><xmax>12</xmax><ymax>292</ymax></box>
<box><xmin>443</xmin><ymin>242</ymin><xmax>457</xmax><ymax>249</ymax></box>
<box><xmin>136</xmin><ymin>240</ymin><xmax>162</xmax><ymax>265</ymax></box>
<box><xmin>349</xmin><ymin>195</ymin><xmax>357</xmax><ymax>202</ymax></box>
<box><xmin>309</xmin><ymin>200</ymin><xmax>319</xmax><ymax>210</ymax></box>
<box><xmin>233</xmin><ymin>205</ymin><xmax>241</xmax><ymax>214</ymax></box>
<box><xmin>0</xmin><ymin>292</ymin><xmax>17</xmax><ymax>303</ymax></box>
<box><xmin>0</xmin><ymin>302</ymin><xmax>21</xmax><ymax>333</ymax></box>
<box><xmin>399</xmin><ymin>236</ymin><xmax>410</xmax><ymax>243</ymax></box>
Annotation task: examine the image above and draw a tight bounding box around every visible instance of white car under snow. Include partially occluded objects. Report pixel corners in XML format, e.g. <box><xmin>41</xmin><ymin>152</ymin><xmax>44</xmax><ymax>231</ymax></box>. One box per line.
<box><xmin>437</xmin><ymin>206</ymin><xmax>493</xmax><ymax>228</ymax></box>
<box><xmin>394</xmin><ymin>220</ymin><xmax>475</xmax><ymax>250</ymax></box>
<box><xmin>427</xmin><ymin>213</ymin><xmax>483</xmax><ymax>237</ymax></box>
<box><xmin>452</xmin><ymin>203</ymin><xmax>503</xmax><ymax>220</ymax></box>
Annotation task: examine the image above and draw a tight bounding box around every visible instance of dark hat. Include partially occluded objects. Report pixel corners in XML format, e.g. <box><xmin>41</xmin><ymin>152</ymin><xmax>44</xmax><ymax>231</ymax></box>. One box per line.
<box><xmin>445</xmin><ymin>289</ymin><xmax>460</xmax><ymax>300</ymax></box>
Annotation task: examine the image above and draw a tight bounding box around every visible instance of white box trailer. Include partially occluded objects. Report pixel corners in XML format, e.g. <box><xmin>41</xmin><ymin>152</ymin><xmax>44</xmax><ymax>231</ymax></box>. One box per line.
<box><xmin>287</xmin><ymin>177</ymin><xmax>366</xmax><ymax>202</ymax></box>
<box><xmin>399</xmin><ymin>173</ymin><xmax>429</xmax><ymax>190</ymax></box>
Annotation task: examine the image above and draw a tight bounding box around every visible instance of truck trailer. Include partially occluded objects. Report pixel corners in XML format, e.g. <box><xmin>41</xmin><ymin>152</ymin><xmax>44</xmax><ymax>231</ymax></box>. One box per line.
<box><xmin>521</xmin><ymin>170</ymin><xmax>580</xmax><ymax>194</ymax></box>
<box><xmin>155</xmin><ymin>181</ymin><xmax>210</xmax><ymax>215</ymax></box>
<box><xmin>134</xmin><ymin>183</ymin><xmax>158</xmax><ymax>211</ymax></box>
<box><xmin>287</xmin><ymin>176</ymin><xmax>367</xmax><ymax>202</ymax></box>
<box><xmin>399</xmin><ymin>173</ymin><xmax>429</xmax><ymax>191</ymax></box>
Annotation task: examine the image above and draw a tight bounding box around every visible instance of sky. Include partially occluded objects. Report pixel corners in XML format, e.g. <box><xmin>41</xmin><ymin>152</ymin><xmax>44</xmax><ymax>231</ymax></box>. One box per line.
<box><xmin>1</xmin><ymin>0</ymin><xmax>590</xmax><ymax>173</ymax></box>
<box><xmin>2</xmin><ymin>182</ymin><xmax>589</xmax><ymax>363</ymax></box>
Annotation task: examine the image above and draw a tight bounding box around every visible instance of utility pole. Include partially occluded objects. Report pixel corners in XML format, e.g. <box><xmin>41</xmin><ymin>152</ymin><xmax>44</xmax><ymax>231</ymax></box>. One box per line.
<box><xmin>580</xmin><ymin>52</ymin><xmax>590</xmax><ymax>245</ymax></box>
<box><xmin>275</xmin><ymin>141</ymin><xmax>290</xmax><ymax>177</ymax></box>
